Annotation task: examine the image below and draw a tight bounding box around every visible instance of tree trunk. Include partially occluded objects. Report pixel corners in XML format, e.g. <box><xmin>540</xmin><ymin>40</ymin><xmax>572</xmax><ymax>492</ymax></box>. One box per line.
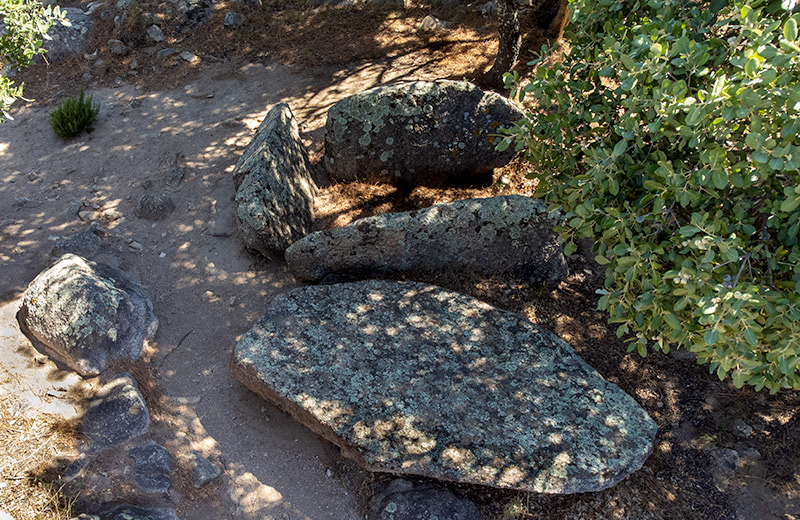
<box><xmin>485</xmin><ymin>0</ymin><xmax>521</xmax><ymax>89</ymax></box>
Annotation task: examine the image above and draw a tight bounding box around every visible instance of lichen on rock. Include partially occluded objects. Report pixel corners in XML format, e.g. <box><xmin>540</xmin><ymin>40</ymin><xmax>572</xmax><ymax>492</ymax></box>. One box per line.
<box><xmin>232</xmin><ymin>103</ymin><xmax>317</xmax><ymax>258</ymax></box>
<box><xmin>286</xmin><ymin>195</ymin><xmax>567</xmax><ymax>287</ymax></box>
<box><xmin>17</xmin><ymin>254</ymin><xmax>158</xmax><ymax>376</ymax></box>
<box><xmin>324</xmin><ymin>80</ymin><xmax>525</xmax><ymax>187</ymax></box>
<box><xmin>232</xmin><ymin>280</ymin><xmax>657</xmax><ymax>494</ymax></box>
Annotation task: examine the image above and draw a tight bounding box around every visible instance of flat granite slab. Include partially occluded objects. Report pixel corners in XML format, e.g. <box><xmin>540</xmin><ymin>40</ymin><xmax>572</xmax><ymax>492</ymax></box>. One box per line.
<box><xmin>232</xmin><ymin>281</ymin><xmax>657</xmax><ymax>494</ymax></box>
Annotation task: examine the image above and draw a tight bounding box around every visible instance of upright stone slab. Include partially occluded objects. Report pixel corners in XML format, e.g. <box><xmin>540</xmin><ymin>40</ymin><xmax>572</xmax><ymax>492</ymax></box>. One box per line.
<box><xmin>17</xmin><ymin>254</ymin><xmax>158</xmax><ymax>376</ymax></box>
<box><xmin>286</xmin><ymin>195</ymin><xmax>567</xmax><ymax>287</ymax></box>
<box><xmin>233</xmin><ymin>103</ymin><xmax>317</xmax><ymax>258</ymax></box>
<box><xmin>232</xmin><ymin>281</ymin><xmax>657</xmax><ymax>494</ymax></box>
<box><xmin>324</xmin><ymin>80</ymin><xmax>524</xmax><ymax>187</ymax></box>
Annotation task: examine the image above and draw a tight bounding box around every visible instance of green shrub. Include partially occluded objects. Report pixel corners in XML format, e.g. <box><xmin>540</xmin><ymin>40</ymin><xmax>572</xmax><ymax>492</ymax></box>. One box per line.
<box><xmin>503</xmin><ymin>0</ymin><xmax>800</xmax><ymax>392</ymax></box>
<box><xmin>0</xmin><ymin>0</ymin><xmax>62</xmax><ymax>122</ymax></box>
<box><xmin>50</xmin><ymin>90</ymin><xmax>100</xmax><ymax>140</ymax></box>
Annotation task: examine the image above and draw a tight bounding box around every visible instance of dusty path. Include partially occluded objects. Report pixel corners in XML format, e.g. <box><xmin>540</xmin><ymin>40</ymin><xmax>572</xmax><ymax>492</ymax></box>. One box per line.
<box><xmin>0</xmin><ymin>57</ymin><xmax>442</xmax><ymax>519</ymax></box>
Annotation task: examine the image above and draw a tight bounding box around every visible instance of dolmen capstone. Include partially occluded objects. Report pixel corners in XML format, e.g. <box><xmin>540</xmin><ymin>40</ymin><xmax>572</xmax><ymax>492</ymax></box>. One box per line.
<box><xmin>324</xmin><ymin>80</ymin><xmax>525</xmax><ymax>187</ymax></box>
<box><xmin>285</xmin><ymin>195</ymin><xmax>567</xmax><ymax>287</ymax></box>
<box><xmin>232</xmin><ymin>280</ymin><xmax>657</xmax><ymax>494</ymax></box>
<box><xmin>233</xmin><ymin>102</ymin><xmax>317</xmax><ymax>258</ymax></box>
<box><xmin>17</xmin><ymin>254</ymin><xmax>158</xmax><ymax>376</ymax></box>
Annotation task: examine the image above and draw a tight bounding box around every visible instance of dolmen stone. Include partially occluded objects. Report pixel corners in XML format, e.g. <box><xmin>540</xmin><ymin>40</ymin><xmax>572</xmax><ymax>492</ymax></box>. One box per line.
<box><xmin>17</xmin><ymin>254</ymin><xmax>158</xmax><ymax>376</ymax></box>
<box><xmin>323</xmin><ymin>80</ymin><xmax>524</xmax><ymax>187</ymax></box>
<box><xmin>232</xmin><ymin>281</ymin><xmax>657</xmax><ymax>494</ymax></box>
<box><xmin>233</xmin><ymin>102</ymin><xmax>317</xmax><ymax>258</ymax></box>
<box><xmin>286</xmin><ymin>195</ymin><xmax>567</xmax><ymax>287</ymax></box>
<box><xmin>82</xmin><ymin>373</ymin><xmax>150</xmax><ymax>454</ymax></box>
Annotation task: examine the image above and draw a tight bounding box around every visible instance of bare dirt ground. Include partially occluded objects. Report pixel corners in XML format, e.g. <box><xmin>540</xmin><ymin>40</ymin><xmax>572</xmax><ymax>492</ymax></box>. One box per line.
<box><xmin>1</xmin><ymin>2</ymin><xmax>800</xmax><ymax>519</ymax></box>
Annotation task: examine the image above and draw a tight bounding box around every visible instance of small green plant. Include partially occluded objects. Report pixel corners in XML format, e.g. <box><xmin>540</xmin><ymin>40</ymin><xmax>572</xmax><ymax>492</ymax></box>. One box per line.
<box><xmin>49</xmin><ymin>89</ymin><xmax>100</xmax><ymax>140</ymax></box>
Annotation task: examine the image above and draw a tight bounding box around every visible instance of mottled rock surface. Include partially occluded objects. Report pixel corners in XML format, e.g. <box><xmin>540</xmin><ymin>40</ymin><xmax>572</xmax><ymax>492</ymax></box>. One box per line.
<box><xmin>286</xmin><ymin>195</ymin><xmax>567</xmax><ymax>287</ymax></box>
<box><xmin>232</xmin><ymin>281</ymin><xmax>657</xmax><ymax>494</ymax></box>
<box><xmin>71</xmin><ymin>505</ymin><xmax>180</xmax><ymax>520</ymax></box>
<box><xmin>137</xmin><ymin>193</ymin><xmax>176</xmax><ymax>221</ymax></box>
<box><xmin>49</xmin><ymin>227</ymin><xmax>104</xmax><ymax>262</ymax></box>
<box><xmin>130</xmin><ymin>441</ymin><xmax>172</xmax><ymax>493</ymax></box>
<box><xmin>17</xmin><ymin>254</ymin><xmax>158</xmax><ymax>376</ymax></box>
<box><xmin>233</xmin><ymin>102</ymin><xmax>317</xmax><ymax>258</ymax></box>
<box><xmin>324</xmin><ymin>80</ymin><xmax>524</xmax><ymax>187</ymax></box>
<box><xmin>82</xmin><ymin>373</ymin><xmax>150</xmax><ymax>454</ymax></box>
<box><xmin>368</xmin><ymin>479</ymin><xmax>484</xmax><ymax>520</ymax></box>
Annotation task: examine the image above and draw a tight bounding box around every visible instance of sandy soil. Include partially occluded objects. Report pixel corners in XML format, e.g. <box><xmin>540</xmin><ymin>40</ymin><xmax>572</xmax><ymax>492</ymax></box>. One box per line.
<box><xmin>0</xmin><ymin>57</ymin><xmax>453</xmax><ymax>520</ymax></box>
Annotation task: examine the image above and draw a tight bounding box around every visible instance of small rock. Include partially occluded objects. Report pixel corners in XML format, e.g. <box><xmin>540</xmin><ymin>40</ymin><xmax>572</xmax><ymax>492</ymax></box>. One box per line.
<box><xmin>157</xmin><ymin>48</ymin><xmax>176</xmax><ymax>58</ymax></box>
<box><xmin>82</xmin><ymin>373</ymin><xmax>151</xmax><ymax>454</ymax></box>
<box><xmin>129</xmin><ymin>241</ymin><xmax>144</xmax><ymax>251</ymax></box>
<box><xmin>78</xmin><ymin>211</ymin><xmax>102</xmax><ymax>222</ymax></box>
<box><xmin>732</xmin><ymin>418</ymin><xmax>754</xmax><ymax>439</ymax></box>
<box><xmin>147</xmin><ymin>25</ymin><xmax>166</xmax><ymax>43</ymax></box>
<box><xmin>704</xmin><ymin>446</ymin><xmax>740</xmax><ymax>492</ymax></box>
<box><xmin>418</xmin><ymin>15</ymin><xmax>450</xmax><ymax>30</ymax></box>
<box><xmin>668</xmin><ymin>348</ymin><xmax>697</xmax><ymax>361</ymax></box>
<box><xmin>179</xmin><ymin>51</ymin><xmax>199</xmax><ymax>63</ymax></box>
<box><xmin>130</xmin><ymin>59</ymin><xmax>139</xmax><ymax>70</ymax></box>
<box><xmin>479</xmin><ymin>0</ymin><xmax>496</xmax><ymax>14</ymax></box>
<box><xmin>368</xmin><ymin>479</ymin><xmax>484</xmax><ymax>520</ymax></box>
<box><xmin>50</xmin><ymin>228</ymin><xmax>104</xmax><ymax>262</ymax></box>
<box><xmin>129</xmin><ymin>441</ymin><xmax>172</xmax><ymax>494</ymax></box>
<box><xmin>740</xmin><ymin>446</ymin><xmax>761</xmax><ymax>461</ymax></box>
<box><xmin>223</xmin><ymin>12</ymin><xmax>244</xmax><ymax>29</ymax></box>
<box><xmin>14</xmin><ymin>196</ymin><xmax>32</xmax><ymax>206</ymax></box>
<box><xmin>137</xmin><ymin>193</ymin><xmax>175</xmax><ymax>221</ymax></box>
<box><xmin>108</xmin><ymin>39</ymin><xmax>128</xmax><ymax>56</ymax></box>
<box><xmin>167</xmin><ymin>165</ymin><xmax>184</xmax><ymax>187</ymax></box>
<box><xmin>183</xmin><ymin>451</ymin><xmax>221</xmax><ymax>489</ymax></box>
<box><xmin>70</xmin><ymin>505</ymin><xmax>180</xmax><ymax>520</ymax></box>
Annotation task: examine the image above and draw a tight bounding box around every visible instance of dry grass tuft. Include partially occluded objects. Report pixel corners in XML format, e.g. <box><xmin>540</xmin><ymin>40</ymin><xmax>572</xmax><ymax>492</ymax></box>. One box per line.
<box><xmin>0</xmin><ymin>391</ymin><xmax>79</xmax><ymax>520</ymax></box>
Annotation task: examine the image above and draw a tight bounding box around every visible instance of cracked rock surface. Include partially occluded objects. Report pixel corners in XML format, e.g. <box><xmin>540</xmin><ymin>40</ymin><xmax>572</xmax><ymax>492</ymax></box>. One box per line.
<box><xmin>232</xmin><ymin>280</ymin><xmax>657</xmax><ymax>494</ymax></box>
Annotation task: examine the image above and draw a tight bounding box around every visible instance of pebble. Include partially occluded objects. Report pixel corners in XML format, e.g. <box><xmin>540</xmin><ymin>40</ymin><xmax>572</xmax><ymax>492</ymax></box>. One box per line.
<box><xmin>223</xmin><ymin>12</ymin><xmax>245</xmax><ymax>29</ymax></box>
<box><xmin>147</xmin><ymin>24</ymin><xmax>166</xmax><ymax>42</ymax></box>
<box><xmin>129</xmin><ymin>241</ymin><xmax>144</xmax><ymax>251</ymax></box>
<box><xmin>180</xmin><ymin>51</ymin><xmax>199</xmax><ymax>63</ymax></box>
<box><xmin>78</xmin><ymin>210</ymin><xmax>101</xmax><ymax>222</ymax></box>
